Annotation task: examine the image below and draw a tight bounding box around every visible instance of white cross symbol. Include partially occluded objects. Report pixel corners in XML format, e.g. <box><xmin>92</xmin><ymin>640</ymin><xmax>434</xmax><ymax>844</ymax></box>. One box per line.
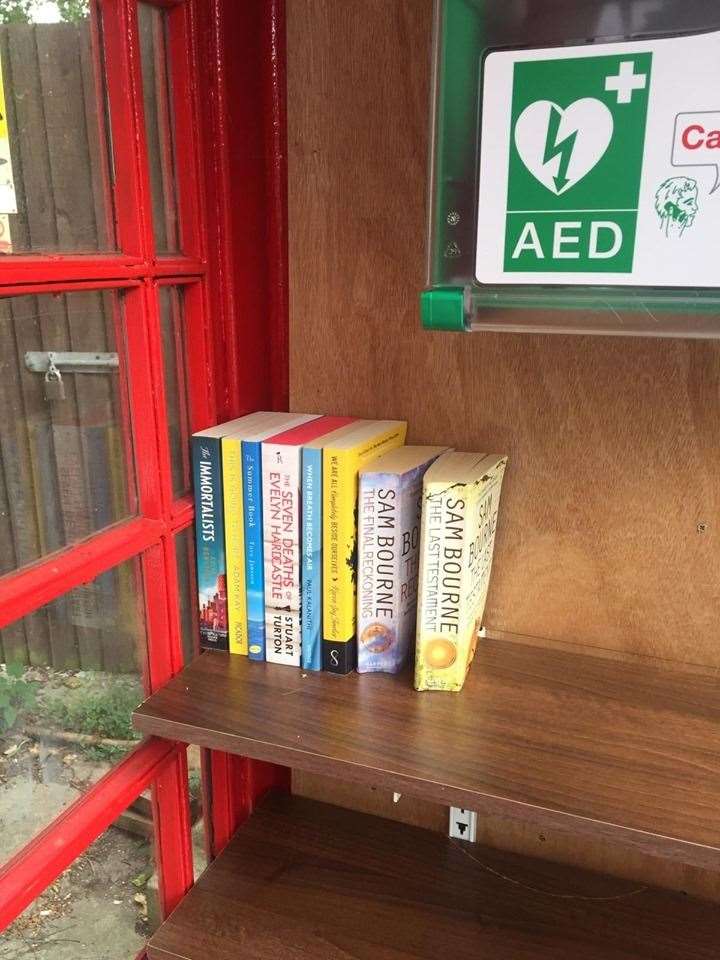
<box><xmin>605</xmin><ymin>60</ymin><xmax>647</xmax><ymax>104</ymax></box>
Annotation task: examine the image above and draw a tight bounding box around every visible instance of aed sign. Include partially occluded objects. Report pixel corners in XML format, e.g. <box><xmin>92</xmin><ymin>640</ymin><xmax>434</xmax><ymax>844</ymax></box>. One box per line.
<box><xmin>476</xmin><ymin>31</ymin><xmax>720</xmax><ymax>288</ymax></box>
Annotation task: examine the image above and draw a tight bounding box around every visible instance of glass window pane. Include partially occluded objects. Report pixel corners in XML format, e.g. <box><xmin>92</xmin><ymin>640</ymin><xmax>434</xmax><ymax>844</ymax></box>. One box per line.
<box><xmin>0</xmin><ymin>2</ymin><xmax>117</xmax><ymax>253</ymax></box>
<box><xmin>159</xmin><ymin>286</ymin><xmax>190</xmax><ymax>498</ymax></box>
<box><xmin>175</xmin><ymin>526</ymin><xmax>198</xmax><ymax>665</ymax></box>
<box><xmin>138</xmin><ymin>2</ymin><xmax>179</xmax><ymax>254</ymax></box>
<box><xmin>187</xmin><ymin>745</ymin><xmax>208</xmax><ymax>880</ymax></box>
<box><xmin>0</xmin><ymin>794</ymin><xmax>158</xmax><ymax>958</ymax></box>
<box><xmin>0</xmin><ymin>289</ymin><xmax>137</xmax><ymax>576</ymax></box>
<box><xmin>0</xmin><ymin>557</ymin><xmax>146</xmax><ymax>868</ymax></box>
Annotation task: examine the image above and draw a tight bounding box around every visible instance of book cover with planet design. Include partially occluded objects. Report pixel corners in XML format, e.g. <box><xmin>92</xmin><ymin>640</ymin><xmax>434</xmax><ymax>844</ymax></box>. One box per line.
<box><xmin>322</xmin><ymin>419</ymin><xmax>407</xmax><ymax>674</ymax></box>
<box><xmin>414</xmin><ymin>452</ymin><xmax>507</xmax><ymax>692</ymax></box>
<box><xmin>357</xmin><ymin>445</ymin><xmax>447</xmax><ymax>674</ymax></box>
<box><xmin>261</xmin><ymin>416</ymin><xmax>357</xmax><ymax>666</ymax></box>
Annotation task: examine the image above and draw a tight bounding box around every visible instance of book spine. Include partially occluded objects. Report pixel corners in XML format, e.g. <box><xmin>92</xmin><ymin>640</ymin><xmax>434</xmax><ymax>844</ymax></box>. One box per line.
<box><xmin>265</xmin><ymin>609</ymin><xmax>300</xmax><ymax>666</ymax></box>
<box><xmin>262</xmin><ymin>443</ymin><xmax>301</xmax><ymax>665</ymax></box>
<box><xmin>414</xmin><ymin>482</ymin><xmax>468</xmax><ymax>691</ymax></box>
<box><xmin>242</xmin><ymin>439</ymin><xmax>266</xmax><ymax>660</ymax></box>
<box><xmin>222</xmin><ymin>437</ymin><xmax>248</xmax><ymax>655</ymax></box>
<box><xmin>322</xmin><ymin>447</ymin><xmax>355</xmax><ymax>673</ymax></box>
<box><xmin>301</xmin><ymin>446</ymin><xmax>322</xmax><ymax>670</ymax></box>
<box><xmin>192</xmin><ymin>436</ymin><xmax>228</xmax><ymax>651</ymax></box>
<box><xmin>357</xmin><ymin>471</ymin><xmax>422</xmax><ymax>673</ymax></box>
<box><xmin>398</xmin><ymin>472</ymin><xmax>423</xmax><ymax>645</ymax></box>
<box><xmin>322</xmin><ymin>426</ymin><xmax>407</xmax><ymax>674</ymax></box>
<box><xmin>463</xmin><ymin>472</ymin><xmax>504</xmax><ymax>642</ymax></box>
<box><xmin>357</xmin><ymin>472</ymin><xmax>396</xmax><ymax>672</ymax></box>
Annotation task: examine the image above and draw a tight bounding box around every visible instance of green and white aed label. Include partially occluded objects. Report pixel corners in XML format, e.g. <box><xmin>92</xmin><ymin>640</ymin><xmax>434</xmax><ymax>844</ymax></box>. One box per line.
<box><xmin>477</xmin><ymin>31</ymin><xmax>720</xmax><ymax>287</ymax></box>
<box><xmin>505</xmin><ymin>54</ymin><xmax>651</xmax><ymax>273</ymax></box>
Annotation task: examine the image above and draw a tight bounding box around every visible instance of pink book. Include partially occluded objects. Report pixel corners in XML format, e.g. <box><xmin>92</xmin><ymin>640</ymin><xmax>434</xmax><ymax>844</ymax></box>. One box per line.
<box><xmin>261</xmin><ymin>416</ymin><xmax>356</xmax><ymax>665</ymax></box>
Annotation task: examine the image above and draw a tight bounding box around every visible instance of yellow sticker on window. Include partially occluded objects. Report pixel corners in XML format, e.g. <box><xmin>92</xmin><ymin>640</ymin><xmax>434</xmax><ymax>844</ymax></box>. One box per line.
<box><xmin>0</xmin><ymin>55</ymin><xmax>17</xmax><ymax>216</ymax></box>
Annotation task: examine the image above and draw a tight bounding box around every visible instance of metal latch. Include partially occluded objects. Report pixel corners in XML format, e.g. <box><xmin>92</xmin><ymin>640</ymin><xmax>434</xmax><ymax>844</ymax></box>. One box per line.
<box><xmin>24</xmin><ymin>351</ymin><xmax>119</xmax><ymax>403</ymax></box>
<box><xmin>24</xmin><ymin>351</ymin><xmax>119</xmax><ymax>374</ymax></box>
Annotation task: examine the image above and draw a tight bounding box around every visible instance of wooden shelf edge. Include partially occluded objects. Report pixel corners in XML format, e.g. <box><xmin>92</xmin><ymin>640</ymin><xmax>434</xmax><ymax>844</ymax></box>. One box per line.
<box><xmin>134</xmin><ymin>639</ymin><xmax>720</xmax><ymax>871</ymax></box>
<box><xmin>134</xmin><ymin>706</ymin><xmax>720</xmax><ymax>872</ymax></box>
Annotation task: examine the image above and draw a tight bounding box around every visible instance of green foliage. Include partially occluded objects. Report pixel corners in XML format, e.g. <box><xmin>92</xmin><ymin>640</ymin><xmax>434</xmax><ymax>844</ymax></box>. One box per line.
<box><xmin>131</xmin><ymin>871</ymin><xmax>152</xmax><ymax>889</ymax></box>
<box><xmin>56</xmin><ymin>0</ymin><xmax>89</xmax><ymax>21</ymax></box>
<box><xmin>82</xmin><ymin>742</ymin><xmax>129</xmax><ymax>763</ymax></box>
<box><xmin>0</xmin><ymin>0</ymin><xmax>90</xmax><ymax>23</ymax></box>
<box><xmin>0</xmin><ymin>0</ymin><xmax>34</xmax><ymax>23</ymax></box>
<box><xmin>45</xmin><ymin>682</ymin><xmax>141</xmax><ymax>741</ymax></box>
<box><xmin>0</xmin><ymin>663</ymin><xmax>37</xmax><ymax>732</ymax></box>
<box><xmin>188</xmin><ymin>769</ymin><xmax>202</xmax><ymax>800</ymax></box>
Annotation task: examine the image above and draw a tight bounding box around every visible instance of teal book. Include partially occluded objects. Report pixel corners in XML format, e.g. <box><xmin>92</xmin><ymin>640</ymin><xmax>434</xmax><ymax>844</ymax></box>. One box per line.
<box><xmin>192</xmin><ymin>413</ymin><xmax>276</xmax><ymax>651</ymax></box>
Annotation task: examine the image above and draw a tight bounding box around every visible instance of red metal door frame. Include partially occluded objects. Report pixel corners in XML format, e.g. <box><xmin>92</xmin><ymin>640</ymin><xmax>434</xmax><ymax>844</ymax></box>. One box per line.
<box><xmin>193</xmin><ymin>0</ymin><xmax>291</xmax><ymax>856</ymax></box>
<box><xmin>0</xmin><ymin>0</ymin><xmax>290</xmax><ymax>939</ymax></box>
<box><xmin>0</xmin><ymin>0</ymin><xmax>205</xmax><ymax>928</ymax></box>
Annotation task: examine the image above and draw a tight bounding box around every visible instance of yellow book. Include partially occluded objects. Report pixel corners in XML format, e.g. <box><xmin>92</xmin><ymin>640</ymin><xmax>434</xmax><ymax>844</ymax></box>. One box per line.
<box><xmin>415</xmin><ymin>452</ymin><xmax>507</xmax><ymax>692</ymax></box>
<box><xmin>222</xmin><ymin>435</ymin><xmax>248</xmax><ymax>655</ymax></box>
<box><xmin>322</xmin><ymin>419</ymin><xmax>407</xmax><ymax>673</ymax></box>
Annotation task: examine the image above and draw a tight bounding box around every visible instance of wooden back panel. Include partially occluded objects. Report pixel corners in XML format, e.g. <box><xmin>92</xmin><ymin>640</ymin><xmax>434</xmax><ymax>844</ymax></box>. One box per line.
<box><xmin>287</xmin><ymin>0</ymin><xmax>720</xmax><ymax>667</ymax></box>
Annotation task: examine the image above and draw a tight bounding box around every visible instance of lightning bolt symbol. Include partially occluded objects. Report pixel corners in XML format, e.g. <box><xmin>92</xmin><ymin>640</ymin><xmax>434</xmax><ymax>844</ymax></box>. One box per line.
<box><xmin>543</xmin><ymin>105</ymin><xmax>578</xmax><ymax>193</ymax></box>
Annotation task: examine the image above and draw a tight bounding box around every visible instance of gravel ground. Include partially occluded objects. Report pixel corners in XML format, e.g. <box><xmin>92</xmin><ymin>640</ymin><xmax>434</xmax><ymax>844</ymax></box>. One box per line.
<box><xmin>0</xmin><ymin>827</ymin><xmax>151</xmax><ymax>960</ymax></box>
<box><xmin>0</xmin><ymin>668</ymin><xmax>206</xmax><ymax>958</ymax></box>
<box><xmin>0</xmin><ymin>668</ymin><xmax>149</xmax><ymax>958</ymax></box>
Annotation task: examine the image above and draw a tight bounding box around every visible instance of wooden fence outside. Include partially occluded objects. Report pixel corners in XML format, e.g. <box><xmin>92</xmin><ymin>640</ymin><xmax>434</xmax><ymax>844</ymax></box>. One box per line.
<box><xmin>0</xmin><ymin>22</ymin><xmax>142</xmax><ymax>673</ymax></box>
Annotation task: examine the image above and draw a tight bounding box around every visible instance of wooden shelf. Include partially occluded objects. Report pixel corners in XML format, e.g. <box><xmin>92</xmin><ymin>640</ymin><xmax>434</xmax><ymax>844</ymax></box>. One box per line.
<box><xmin>147</xmin><ymin>791</ymin><xmax>718</xmax><ymax>960</ymax></box>
<box><xmin>133</xmin><ymin>635</ymin><xmax>720</xmax><ymax>869</ymax></box>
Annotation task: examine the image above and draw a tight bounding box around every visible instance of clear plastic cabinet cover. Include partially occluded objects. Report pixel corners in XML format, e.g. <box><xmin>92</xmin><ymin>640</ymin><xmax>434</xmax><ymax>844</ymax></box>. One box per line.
<box><xmin>423</xmin><ymin>0</ymin><xmax>720</xmax><ymax>336</ymax></box>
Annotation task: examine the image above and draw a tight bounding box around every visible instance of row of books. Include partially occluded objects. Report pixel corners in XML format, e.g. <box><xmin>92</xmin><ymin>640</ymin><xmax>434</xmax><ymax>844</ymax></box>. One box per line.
<box><xmin>192</xmin><ymin>411</ymin><xmax>506</xmax><ymax>690</ymax></box>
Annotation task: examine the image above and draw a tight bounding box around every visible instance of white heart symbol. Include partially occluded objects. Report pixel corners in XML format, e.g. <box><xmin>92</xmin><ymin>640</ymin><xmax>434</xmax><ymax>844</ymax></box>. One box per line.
<box><xmin>514</xmin><ymin>98</ymin><xmax>614</xmax><ymax>195</ymax></box>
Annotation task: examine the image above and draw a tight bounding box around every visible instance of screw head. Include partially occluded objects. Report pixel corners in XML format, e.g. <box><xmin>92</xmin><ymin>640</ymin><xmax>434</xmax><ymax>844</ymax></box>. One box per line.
<box><xmin>697</xmin><ymin>521</ymin><xmax>709</xmax><ymax>533</ymax></box>
<box><xmin>446</xmin><ymin>211</ymin><xmax>460</xmax><ymax>226</ymax></box>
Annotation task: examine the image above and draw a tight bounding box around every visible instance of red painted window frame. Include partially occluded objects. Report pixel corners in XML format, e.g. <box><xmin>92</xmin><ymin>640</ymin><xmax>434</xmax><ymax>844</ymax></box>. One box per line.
<box><xmin>0</xmin><ymin>0</ymin><xmax>206</xmax><ymax>934</ymax></box>
<box><xmin>0</xmin><ymin>0</ymin><xmax>290</xmax><ymax>940</ymax></box>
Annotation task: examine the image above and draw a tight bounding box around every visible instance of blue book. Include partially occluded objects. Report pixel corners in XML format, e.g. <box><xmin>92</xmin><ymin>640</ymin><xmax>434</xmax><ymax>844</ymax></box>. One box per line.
<box><xmin>192</xmin><ymin>413</ymin><xmax>275</xmax><ymax>651</ymax></box>
<box><xmin>300</xmin><ymin>420</ymin><xmax>360</xmax><ymax>670</ymax></box>
<box><xmin>300</xmin><ymin>446</ymin><xmax>322</xmax><ymax>670</ymax></box>
<box><xmin>241</xmin><ymin>413</ymin><xmax>318</xmax><ymax>660</ymax></box>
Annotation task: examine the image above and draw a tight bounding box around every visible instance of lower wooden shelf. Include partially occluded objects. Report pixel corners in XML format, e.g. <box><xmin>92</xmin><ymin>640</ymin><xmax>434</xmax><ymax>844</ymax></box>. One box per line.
<box><xmin>147</xmin><ymin>792</ymin><xmax>718</xmax><ymax>960</ymax></box>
